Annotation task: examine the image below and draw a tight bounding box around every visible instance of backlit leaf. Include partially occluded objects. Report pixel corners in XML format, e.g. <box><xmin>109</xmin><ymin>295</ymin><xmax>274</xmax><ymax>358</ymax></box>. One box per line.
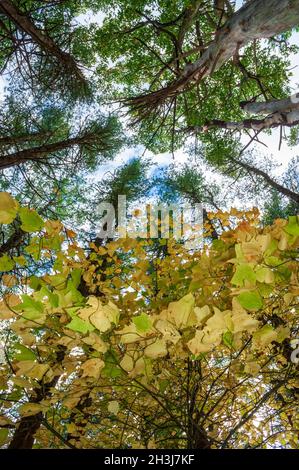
<box><xmin>0</xmin><ymin>192</ymin><xmax>19</xmax><ymax>224</ymax></box>
<box><xmin>19</xmin><ymin>207</ymin><xmax>44</xmax><ymax>232</ymax></box>
<box><xmin>237</xmin><ymin>291</ymin><xmax>263</xmax><ymax>311</ymax></box>
<box><xmin>133</xmin><ymin>313</ymin><xmax>152</xmax><ymax>332</ymax></box>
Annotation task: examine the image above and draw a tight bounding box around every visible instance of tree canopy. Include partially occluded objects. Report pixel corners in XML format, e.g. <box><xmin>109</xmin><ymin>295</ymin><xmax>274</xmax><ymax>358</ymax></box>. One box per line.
<box><xmin>0</xmin><ymin>0</ymin><xmax>298</xmax><ymax>451</ymax></box>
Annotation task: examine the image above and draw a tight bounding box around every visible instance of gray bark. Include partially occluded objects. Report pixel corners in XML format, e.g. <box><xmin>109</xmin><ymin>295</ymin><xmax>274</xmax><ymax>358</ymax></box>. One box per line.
<box><xmin>131</xmin><ymin>0</ymin><xmax>299</xmax><ymax>109</ymax></box>
<box><xmin>242</xmin><ymin>93</ymin><xmax>299</xmax><ymax>115</ymax></box>
<box><xmin>187</xmin><ymin>110</ymin><xmax>299</xmax><ymax>132</ymax></box>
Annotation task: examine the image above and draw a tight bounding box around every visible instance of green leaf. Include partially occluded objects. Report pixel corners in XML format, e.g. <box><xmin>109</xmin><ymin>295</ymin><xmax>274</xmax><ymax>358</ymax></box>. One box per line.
<box><xmin>25</xmin><ymin>239</ymin><xmax>42</xmax><ymax>261</ymax></box>
<box><xmin>252</xmin><ymin>324</ymin><xmax>277</xmax><ymax>348</ymax></box>
<box><xmin>159</xmin><ymin>379</ymin><xmax>169</xmax><ymax>393</ymax></box>
<box><xmin>29</xmin><ymin>275</ymin><xmax>41</xmax><ymax>290</ymax></box>
<box><xmin>284</xmin><ymin>216</ymin><xmax>299</xmax><ymax>237</ymax></box>
<box><xmin>66</xmin><ymin>280</ymin><xmax>84</xmax><ymax>303</ymax></box>
<box><xmin>19</xmin><ymin>207</ymin><xmax>44</xmax><ymax>232</ymax></box>
<box><xmin>0</xmin><ymin>255</ymin><xmax>15</xmax><ymax>272</ymax></box>
<box><xmin>71</xmin><ymin>268</ymin><xmax>82</xmax><ymax>288</ymax></box>
<box><xmin>66</xmin><ymin>316</ymin><xmax>94</xmax><ymax>334</ymax></box>
<box><xmin>237</xmin><ymin>291</ymin><xmax>263</xmax><ymax>311</ymax></box>
<box><xmin>231</xmin><ymin>264</ymin><xmax>256</xmax><ymax>286</ymax></box>
<box><xmin>36</xmin><ymin>287</ymin><xmax>59</xmax><ymax>308</ymax></box>
<box><xmin>13</xmin><ymin>343</ymin><xmax>36</xmax><ymax>361</ymax></box>
<box><xmin>133</xmin><ymin>313</ymin><xmax>152</xmax><ymax>332</ymax></box>
<box><xmin>16</xmin><ymin>294</ymin><xmax>44</xmax><ymax>319</ymax></box>
<box><xmin>264</xmin><ymin>256</ymin><xmax>281</xmax><ymax>267</ymax></box>
<box><xmin>255</xmin><ymin>267</ymin><xmax>274</xmax><ymax>284</ymax></box>
<box><xmin>101</xmin><ymin>350</ymin><xmax>122</xmax><ymax>378</ymax></box>
<box><xmin>13</xmin><ymin>255</ymin><xmax>27</xmax><ymax>267</ymax></box>
<box><xmin>0</xmin><ymin>428</ymin><xmax>9</xmax><ymax>446</ymax></box>
<box><xmin>222</xmin><ymin>331</ymin><xmax>234</xmax><ymax>349</ymax></box>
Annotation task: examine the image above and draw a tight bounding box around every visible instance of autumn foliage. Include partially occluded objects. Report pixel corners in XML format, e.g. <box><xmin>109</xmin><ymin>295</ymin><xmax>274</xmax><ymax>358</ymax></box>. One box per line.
<box><xmin>0</xmin><ymin>193</ymin><xmax>298</xmax><ymax>449</ymax></box>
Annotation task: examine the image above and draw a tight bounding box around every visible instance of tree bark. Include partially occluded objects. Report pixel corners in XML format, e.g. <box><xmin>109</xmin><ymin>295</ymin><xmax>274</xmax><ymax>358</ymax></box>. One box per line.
<box><xmin>8</xmin><ymin>347</ymin><xmax>68</xmax><ymax>449</ymax></box>
<box><xmin>242</xmin><ymin>93</ymin><xmax>299</xmax><ymax>115</ymax></box>
<box><xmin>0</xmin><ymin>227</ymin><xmax>25</xmax><ymax>254</ymax></box>
<box><xmin>231</xmin><ymin>157</ymin><xmax>299</xmax><ymax>204</ymax></box>
<box><xmin>186</xmin><ymin>110</ymin><xmax>299</xmax><ymax>132</ymax></box>
<box><xmin>129</xmin><ymin>0</ymin><xmax>299</xmax><ymax>113</ymax></box>
<box><xmin>0</xmin><ymin>133</ymin><xmax>95</xmax><ymax>170</ymax></box>
<box><xmin>0</xmin><ymin>132</ymin><xmax>52</xmax><ymax>146</ymax></box>
<box><xmin>0</xmin><ymin>0</ymin><xmax>87</xmax><ymax>90</ymax></box>
<box><xmin>8</xmin><ymin>413</ymin><xmax>43</xmax><ymax>449</ymax></box>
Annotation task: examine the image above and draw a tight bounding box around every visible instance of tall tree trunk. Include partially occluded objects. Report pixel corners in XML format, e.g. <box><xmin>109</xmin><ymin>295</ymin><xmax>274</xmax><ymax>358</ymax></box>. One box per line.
<box><xmin>0</xmin><ymin>132</ymin><xmax>52</xmax><ymax>146</ymax></box>
<box><xmin>0</xmin><ymin>133</ymin><xmax>95</xmax><ymax>170</ymax></box>
<box><xmin>130</xmin><ymin>0</ymin><xmax>299</xmax><ymax>113</ymax></box>
<box><xmin>8</xmin><ymin>347</ymin><xmax>68</xmax><ymax>449</ymax></box>
<box><xmin>0</xmin><ymin>0</ymin><xmax>87</xmax><ymax>91</ymax></box>
<box><xmin>8</xmin><ymin>413</ymin><xmax>43</xmax><ymax>449</ymax></box>
<box><xmin>232</xmin><ymin>157</ymin><xmax>299</xmax><ymax>204</ymax></box>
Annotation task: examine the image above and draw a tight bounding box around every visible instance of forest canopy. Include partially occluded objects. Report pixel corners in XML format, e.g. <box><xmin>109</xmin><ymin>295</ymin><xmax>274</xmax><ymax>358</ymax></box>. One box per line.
<box><xmin>0</xmin><ymin>0</ymin><xmax>298</xmax><ymax>450</ymax></box>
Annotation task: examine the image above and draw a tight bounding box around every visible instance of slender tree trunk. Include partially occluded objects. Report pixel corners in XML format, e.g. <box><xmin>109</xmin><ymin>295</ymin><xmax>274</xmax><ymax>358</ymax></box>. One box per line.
<box><xmin>8</xmin><ymin>413</ymin><xmax>43</xmax><ymax>449</ymax></box>
<box><xmin>0</xmin><ymin>133</ymin><xmax>95</xmax><ymax>169</ymax></box>
<box><xmin>232</xmin><ymin>157</ymin><xmax>299</xmax><ymax>203</ymax></box>
<box><xmin>0</xmin><ymin>132</ymin><xmax>52</xmax><ymax>146</ymax></box>
<box><xmin>0</xmin><ymin>0</ymin><xmax>87</xmax><ymax>88</ymax></box>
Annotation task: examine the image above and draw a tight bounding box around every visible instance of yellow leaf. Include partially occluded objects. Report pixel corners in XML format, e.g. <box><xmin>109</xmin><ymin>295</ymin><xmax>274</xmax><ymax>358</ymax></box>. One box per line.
<box><xmin>144</xmin><ymin>339</ymin><xmax>168</xmax><ymax>359</ymax></box>
<box><xmin>66</xmin><ymin>423</ymin><xmax>77</xmax><ymax>433</ymax></box>
<box><xmin>120</xmin><ymin>354</ymin><xmax>134</xmax><ymax>372</ymax></box>
<box><xmin>0</xmin><ymin>192</ymin><xmax>19</xmax><ymax>224</ymax></box>
<box><xmin>117</xmin><ymin>324</ymin><xmax>142</xmax><ymax>344</ymax></box>
<box><xmin>11</xmin><ymin>377</ymin><xmax>33</xmax><ymax>388</ymax></box>
<box><xmin>0</xmin><ymin>416</ymin><xmax>13</xmax><ymax>426</ymax></box>
<box><xmin>252</xmin><ymin>325</ymin><xmax>277</xmax><ymax>349</ymax></box>
<box><xmin>108</xmin><ymin>400</ymin><xmax>119</xmax><ymax>415</ymax></box>
<box><xmin>2</xmin><ymin>274</ymin><xmax>17</xmax><ymax>287</ymax></box>
<box><xmin>231</xmin><ymin>298</ymin><xmax>259</xmax><ymax>333</ymax></box>
<box><xmin>80</xmin><ymin>297</ymin><xmax>119</xmax><ymax>332</ymax></box>
<box><xmin>278</xmin><ymin>233</ymin><xmax>288</xmax><ymax>250</ymax></box>
<box><xmin>129</xmin><ymin>357</ymin><xmax>146</xmax><ymax>377</ymax></box>
<box><xmin>283</xmin><ymin>293</ymin><xmax>293</xmax><ymax>305</ymax></box>
<box><xmin>81</xmin><ymin>358</ymin><xmax>104</xmax><ymax>379</ymax></box>
<box><xmin>206</xmin><ymin>307</ymin><xmax>232</xmax><ymax>332</ymax></box>
<box><xmin>82</xmin><ymin>332</ymin><xmax>108</xmax><ymax>353</ymax></box>
<box><xmin>154</xmin><ymin>319</ymin><xmax>180</xmax><ymax>344</ymax></box>
<box><xmin>167</xmin><ymin>293</ymin><xmax>195</xmax><ymax>328</ymax></box>
<box><xmin>19</xmin><ymin>403</ymin><xmax>45</xmax><ymax>417</ymax></box>
<box><xmin>0</xmin><ymin>293</ymin><xmax>20</xmax><ymax>319</ymax></box>
<box><xmin>244</xmin><ymin>361</ymin><xmax>261</xmax><ymax>376</ymax></box>
<box><xmin>187</xmin><ymin>330</ymin><xmax>214</xmax><ymax>355</ymax></box>
<box><xmin>194</xmin><ymin>305</ymin><xmax>211</xmax><ymax>324</ymax></box>
<box><xmin>276</xmin><ymin>326</ymin><xmax>290</xmax><ymax>343</ymax></box>
<box><xmin>63</xmin><ymin>396</ymin><xmax>81</xmax><ymax>409</ymax></box>
<box><xmin>16</xmin><ymin>361</ymin><xmax>50</xmax><ymax>381</ymax></box>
